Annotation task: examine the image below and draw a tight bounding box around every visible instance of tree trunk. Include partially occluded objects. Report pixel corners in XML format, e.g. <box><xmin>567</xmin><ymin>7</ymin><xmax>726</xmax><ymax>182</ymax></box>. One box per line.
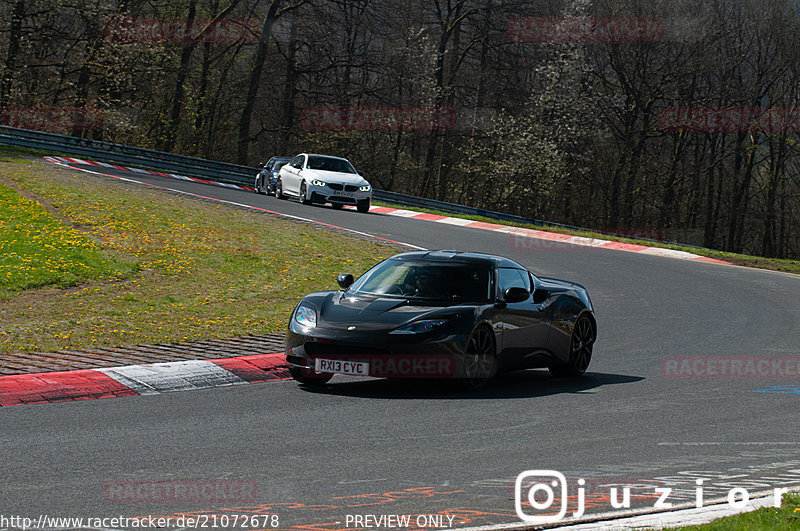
<box><xmin>236</xmin><ymin>0</ymin><xmax>281</xmax><ymax>165</ymax></box>
<box><xmin>279</xmin><ymin>20</ymin><xmax>297</xmax><ymax>156</ymax></box>
<box><xmin>0</xmin><ymin>0</ymin><xmax>26</xmax><ymax>115</ymax></box>
<box><xmin>163</xmin><ymin>0</ymin><xmax>199</xmax><ymax>152</ymax></box>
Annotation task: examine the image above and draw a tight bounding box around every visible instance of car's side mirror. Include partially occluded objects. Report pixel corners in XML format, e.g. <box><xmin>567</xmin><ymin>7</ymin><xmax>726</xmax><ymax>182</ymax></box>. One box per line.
<box><xmin>503</xmin><ymin>287</ymin><xmax>529</xmax><ymax>303</ymax></box>
<box><xmin>357</xmin><ymin>169</ymin><xmax>364</xmax><ymax>176</ymax></box>
<box><xmin>532</xmin><ymin>288</ymin><xmax>549</xmax><ymax>304</ymax></box>
<box><xmin>337</xmin><ymin>273</ymin><xmax>354</xmax><ymax>289</ymax></box>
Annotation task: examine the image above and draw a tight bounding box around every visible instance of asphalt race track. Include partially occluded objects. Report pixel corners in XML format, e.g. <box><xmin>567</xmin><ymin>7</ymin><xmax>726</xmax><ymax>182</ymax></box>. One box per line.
<box><xmin>2</xmin><ymin>159</ymin><xmax>800</xmax><ymax>530</ymax></box>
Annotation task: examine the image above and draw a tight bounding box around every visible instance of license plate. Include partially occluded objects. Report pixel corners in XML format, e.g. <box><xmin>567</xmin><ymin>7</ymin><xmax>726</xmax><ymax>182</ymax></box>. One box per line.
<box><xmin>315</xmin><ymin>358</ymin><xmax>369</xmax><ymax>376</ymax></box>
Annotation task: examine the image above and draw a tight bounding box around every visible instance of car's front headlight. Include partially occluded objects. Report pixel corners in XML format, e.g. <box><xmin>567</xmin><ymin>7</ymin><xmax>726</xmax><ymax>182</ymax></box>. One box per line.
<box><xmin>294</xmin><ymin>304</ymin><xmax>317</xmax><ymax>327</ymax></box>
<box><xmin>390</xmin><ymin>319</ymin><xmax>448</xmax><ymax>334</ymax></box>
<box><xmin>310</xmin><ymin>179</ymin><xmax>326</xmax><ymax>187</ymax></box>
<box><xmin>359</xmin><ymin>185</ymin><xmax>371</xmax><ymax>192</ymax></box>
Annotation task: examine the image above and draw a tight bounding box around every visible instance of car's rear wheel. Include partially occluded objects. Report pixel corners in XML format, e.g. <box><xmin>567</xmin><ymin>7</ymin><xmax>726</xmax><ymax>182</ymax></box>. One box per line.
<box><xmin>254</xmin><ymin>177</ymin><xmax>262</xmax><ymax>194</ymax></box>
<box><xmin>275</xmin><ymin>179</ymin><xmax>286</xmax><ymax>199</ymax></box>
<box><xmin>356</xmin><ymin>199</ymin><xmax>370</xmax><ymax>213</ymax></box>
<box><xmin>462</xmin><ymin>326</ymin><xmax>496</xmax><ymax>390</ymax></box>
<box><xmin>289</xmin><ymin>367</ymin><xmax>332</xmax><ymax>386</ymax></box>
<box><xmin>549</xmin><ymin>314</ymin><xmax>595</xmax><ymax>377</ymax></box>
<box><xmin>299</xmin><ymin>182</ymin><xmax>310</xmax><ymax>205</ymax></box>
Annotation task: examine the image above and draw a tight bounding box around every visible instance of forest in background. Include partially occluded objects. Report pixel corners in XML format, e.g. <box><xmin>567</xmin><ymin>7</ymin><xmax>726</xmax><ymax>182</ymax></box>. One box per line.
<box><xmin>1</xmin><ymin>0</ymin><xmax>799</xmax><ymax>258</ymax></box>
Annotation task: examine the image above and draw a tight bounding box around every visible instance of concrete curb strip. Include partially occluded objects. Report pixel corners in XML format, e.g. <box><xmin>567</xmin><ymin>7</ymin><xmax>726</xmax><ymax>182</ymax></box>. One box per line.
<box><xmin>0</xmin><ymin>352</ymin><xmax>288</xmax><ymax>406</ymax></box>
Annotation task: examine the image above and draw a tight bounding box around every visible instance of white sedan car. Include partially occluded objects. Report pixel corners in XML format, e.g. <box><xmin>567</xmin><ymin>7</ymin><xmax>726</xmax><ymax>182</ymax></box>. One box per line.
<box><xmin>276</xmin><ymin>153</ymin><xmax>372</xmax><ymax>212</ymax></box>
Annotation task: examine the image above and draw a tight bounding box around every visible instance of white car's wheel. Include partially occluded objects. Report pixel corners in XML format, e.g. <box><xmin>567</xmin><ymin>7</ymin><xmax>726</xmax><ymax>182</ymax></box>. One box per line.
<box><xmin>299</xmin><ymin>181</ymin><xmax>310</xmax><ymax>205</ymax></box>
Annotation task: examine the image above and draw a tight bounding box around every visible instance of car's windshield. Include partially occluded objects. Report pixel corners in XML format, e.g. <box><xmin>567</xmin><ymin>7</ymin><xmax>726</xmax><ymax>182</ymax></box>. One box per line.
<box><xmin>349</xmin><ymin>259</ymin><xmax>492</xmax><ymax>302</ymax></box>
<box><xmin>273</xmin><ymin>161</ymin><xmax>288</xmax><ymax>171</ymax></box>
<box><xmin>305</xmin><ymin>155</ymin><xmax>357</xmax><ymax>174</ymax></box>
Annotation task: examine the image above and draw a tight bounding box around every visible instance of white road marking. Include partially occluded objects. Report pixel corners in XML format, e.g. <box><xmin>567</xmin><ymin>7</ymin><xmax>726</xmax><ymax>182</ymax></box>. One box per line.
<box><xmin>436</xmin><ymin>217</ymin><xmax>475</xmax><ymax>226</ymax></box>
<box><xmin>99</xmin><ymin>360</ymin><xmax>245</xmax><ymax>395</ymax></box>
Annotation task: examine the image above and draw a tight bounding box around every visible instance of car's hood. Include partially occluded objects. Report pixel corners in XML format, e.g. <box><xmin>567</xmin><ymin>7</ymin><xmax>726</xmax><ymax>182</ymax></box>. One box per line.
<box><xmin>313</xmin><ymin>292</ymin><xmax>457</xmax><ymax>331</ymax></box>
<box><xmin>303</xmin><ymin>169</ymin><xmax>369</xmax><ymax>186</ymax></box>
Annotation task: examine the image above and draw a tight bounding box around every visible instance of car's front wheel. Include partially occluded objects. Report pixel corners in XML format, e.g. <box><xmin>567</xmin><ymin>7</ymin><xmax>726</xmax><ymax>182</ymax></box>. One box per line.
<box><xmin>462</xmin><ymin>326</ymin><xmax>496</xmax><ymax>390</ymax></box>
<box><xmin>299</xmin><ymin>182</ymin><xmax>311</xmax><ymax>205</ymax></box>
<box><xmin>275</xmin><ymin>179</ymin><xmax>286</xmax><ymax>199</ymax></box>
<box><xmin>331</xmin><ymin>202</ymin><xmax>344</xmax><ymax>210</ymax></box>
<box><xmin>289</xmin><ymin>367</ymin><xmax>332</xmax><ymax>386</ymax></box>
<box><xmin>356</xmin><ymin>198</ymin><xmax>370</xmax><ymax>213</ymax></box>
<box><xmin>549</xmin><ymin>314</ymin><xmax>595</xmax><ymax>377</ymax></box>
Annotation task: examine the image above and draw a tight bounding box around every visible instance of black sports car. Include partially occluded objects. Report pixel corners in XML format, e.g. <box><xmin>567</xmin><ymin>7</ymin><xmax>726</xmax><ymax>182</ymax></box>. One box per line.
<box><xmin>285</xmin><ymin>250</ymin><xmax>596</xmax><ymax>388</ymax></box>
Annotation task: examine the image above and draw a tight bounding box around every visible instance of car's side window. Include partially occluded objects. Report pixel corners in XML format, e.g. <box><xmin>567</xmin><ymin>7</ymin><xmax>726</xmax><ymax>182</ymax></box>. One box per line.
<box><xmin>497</xmin><ymin>268</ymin><xmax>531</xmax><ymax>300</ymax></box>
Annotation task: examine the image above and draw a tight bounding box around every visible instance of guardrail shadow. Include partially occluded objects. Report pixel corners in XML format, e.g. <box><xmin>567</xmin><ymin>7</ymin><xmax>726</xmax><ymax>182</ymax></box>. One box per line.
<box><xmin>294</xmin><ymin>370</ymin><xmax>644</xmax><ymax>399</ymax></box>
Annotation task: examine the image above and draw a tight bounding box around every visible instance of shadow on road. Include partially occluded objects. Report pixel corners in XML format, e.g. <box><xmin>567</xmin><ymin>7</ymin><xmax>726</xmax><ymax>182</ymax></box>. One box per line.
<box><xmin>295</xmin><ymin>370</ymin><xmax>644</xmax><ymax>399</ymax></box>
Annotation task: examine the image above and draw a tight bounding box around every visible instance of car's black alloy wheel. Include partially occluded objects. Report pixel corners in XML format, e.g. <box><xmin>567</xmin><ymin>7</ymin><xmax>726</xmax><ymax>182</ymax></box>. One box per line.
<box><xmin>275</xmin><ymin>180</ymin><xmax>285</xmax><ymax>199</ymax></box>
<box><xmin>462</xmin><ymin>326</ymin><xmax>496</xmax><ymax>389</ymax></box>
<box><xmin>550</xmin><ymin>315</ymin><xmax>594</xmax><ymax>377</ymax></box>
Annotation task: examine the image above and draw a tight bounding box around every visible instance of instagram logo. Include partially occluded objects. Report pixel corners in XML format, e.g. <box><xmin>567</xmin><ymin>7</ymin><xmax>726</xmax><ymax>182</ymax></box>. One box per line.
<box><xmin>514</xmin><ymin>470</ymin><xmax>568</xmax><ymax>523</ymax></box>
<box><xmin>514</xmin><ymin>470</ymin><xmax>793</xmax><ymax>523</ymax></box>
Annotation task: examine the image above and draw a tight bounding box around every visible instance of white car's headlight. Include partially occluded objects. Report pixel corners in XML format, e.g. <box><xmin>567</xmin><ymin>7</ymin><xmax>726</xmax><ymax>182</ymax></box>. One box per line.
<box><xmin>294</xmin><ymin>304</ymin><xmax>317</xmax><ymax>327</ymax></box>
<box><xmin>310</xmin><ymin>179</ymin><xmax>326</xmax><ymax>187</ymax></box>
<box><xmin>359</xmin><ymin>185</ymin><xmax>371</xmax><ymax>192</ymax></box>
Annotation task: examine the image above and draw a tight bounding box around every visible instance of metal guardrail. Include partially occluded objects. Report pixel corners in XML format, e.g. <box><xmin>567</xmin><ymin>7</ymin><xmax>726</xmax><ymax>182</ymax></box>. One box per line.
<box><xmin>0</xmin><ymin>125</ymin><xmax>259</xmax><ymax>186</ymax></box>
<box><xmin>0</xmin><ymin>125</ymin><xmax>710</xmax><ymax>250</ymax></box>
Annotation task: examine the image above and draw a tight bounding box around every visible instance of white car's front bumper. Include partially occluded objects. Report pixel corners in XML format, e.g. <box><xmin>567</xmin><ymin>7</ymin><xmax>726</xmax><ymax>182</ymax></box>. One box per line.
<box><xmin>307</xmin><ymin>183</ymin><xmax>371</xmax><ymax>205</ymax></box>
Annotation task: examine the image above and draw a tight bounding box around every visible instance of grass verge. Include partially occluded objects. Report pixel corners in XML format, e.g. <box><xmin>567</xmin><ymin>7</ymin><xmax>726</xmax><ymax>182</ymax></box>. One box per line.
<box><xmin>0</xmin><ymin>183</ymin><xmax>133</xmax><ymax>292</ymax></box>
<box><xmin>0</xmin><ymin>145</ymin><xmax>58</xmax><ymax>163</ymax></box>
<box><xmin>675</xmin><ymin>492</ymin><xmax>800</xmax><ymax>529</ymax></box>
<box><xmin>0</xmin><ymin>160</ymin><xmax>396</xmax><ymax>354</ymax></box>
<box><xmin>372</xmin><ymin>201</ymin><xmax>800</xmax><ymax>275</ymax></box>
